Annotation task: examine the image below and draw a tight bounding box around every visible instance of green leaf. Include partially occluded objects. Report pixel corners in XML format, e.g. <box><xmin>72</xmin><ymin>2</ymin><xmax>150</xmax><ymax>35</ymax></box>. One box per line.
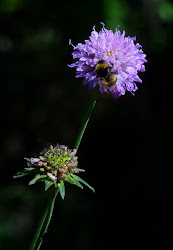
<box><xmin>65</xmin><ymin>175</ymin><xmax>74</xmax><ymax>184</ymax></box>
<box><xmin>44</xmin><ymin>180</ymin><xmax>54</xmax><ymax>191</ymax></box>
<box><xmin>13</xmin><ymin>170</ymin><xmax>31</xmax><ymax>178</ymax></box>
<box><xmin>24</xmin><ymin>167</ymin><xmax>35</xmax><ymax>171</ymax></box>
<box><xmin>66</xmin><ymin>175</ymin><xmax>83</xmax><ymax>189</ymax></box>
<box><xmin>29</xmin><ymin>174</ymin><xmax>47</xmax><ymax>185</ymax></box>
<box><xmin>71</xmin><ymin>174</ymin><xmax>95</xmax><ymax>192</ymax></box>
<box><xmin>59</xmin><ymin>180</ymin><xmax>65</xmax><ymax>199</ymax></box>
<box><xmin>24</xmin><ymin>157</ymin><xmax>31</xmax><ymax>162</ymax></box>
<box><xmin>13</xmin><ymin>167</ymin><xmax>36</xmax><ymax>179</ymax></box>
<box><xmin>75</xmin><ymin>168</ymin><xmax>85</xmax><ymax>172</ymax></box>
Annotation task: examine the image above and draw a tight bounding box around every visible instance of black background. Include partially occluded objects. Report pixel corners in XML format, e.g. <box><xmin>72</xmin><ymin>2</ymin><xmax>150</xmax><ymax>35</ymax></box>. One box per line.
<box><xmin>1</xmin><ymin>0</ymin><xmax>173</xmax><ymax>249</ymax></box>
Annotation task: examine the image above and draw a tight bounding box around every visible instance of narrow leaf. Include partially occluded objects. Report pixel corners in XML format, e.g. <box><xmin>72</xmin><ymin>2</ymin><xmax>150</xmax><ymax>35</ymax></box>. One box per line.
<box><xmin>24</xmin><ymin>157</ymin><xmax>31</xmax><ymax>162</ymax></box>
<box><xmin>29</xmin><ymin>174</ymin><xmax>47</xmax><ymax>185</ymax></box>
<box><xmin>29</xmin><ymin>174</ymin><xmax>41</xmax><ymax>185</ymax></box>
<box><xmin>59</xmin><ymin>180</ymin><xmax>65</xmax><ymax>199</ymax></box>
<box><xmin>24</xmin><ymin>167</ymin><xmax>35</xmax><ymax>171</ymax></box>
<box><xmin>71</xmin><ymin>174</ymin><xmax>95</xmax><ymax>192</ymax></box>
<box><xmin>45</xmin><ymin>180</ymin><xmax>54</xmax><ymax>191</ymax></box>
<box><xmin>13</xmin><ymin>170</ymin><xmax>31</xmax><ymax>178</ymax></box>
<box><xmin>69</xmin><ymin>175</ymin><xmax>83</xmax><ymax>189</ymax></box>
<box><xmin>65</xmin><ymin>175</ymin><xmax>74</xmax><ymax>184</ymax></box>
<box><xmin>75</xmin><ymin>168</ymin><xmax>85</xmax><ymax>172</ymax></box>
<box><xmin>66</xmin><ymin>175</ymin><xmax>83</xmax><ymax>189</ymax></box>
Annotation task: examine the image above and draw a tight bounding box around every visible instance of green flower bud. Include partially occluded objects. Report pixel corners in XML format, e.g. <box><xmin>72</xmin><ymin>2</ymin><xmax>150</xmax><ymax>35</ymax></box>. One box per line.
<box><xmin>14</xmin><ymin>143</ymin><xmax>95</xmax><ymax>198</ymax></box>
<box><xmin>32</xmin><ymin>144</ymin><xmax>79</xmax><ymax>183</ymax></box>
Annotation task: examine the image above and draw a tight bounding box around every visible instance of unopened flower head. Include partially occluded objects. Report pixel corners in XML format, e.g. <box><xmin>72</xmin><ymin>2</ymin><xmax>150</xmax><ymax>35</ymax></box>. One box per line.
<box><xmin>28</xmin><ymin>144</ymin><xmax>78</xmax><ymax>184</ymax></box>
<box><xmin>14</xmin><ymin>143</ymin><xmax>95</xmax><ymax>197</ymax></box>
<box><xmin>69</xmin><ymin>23</ymin><xmax>147</xmax><ymax>98</ymax></box>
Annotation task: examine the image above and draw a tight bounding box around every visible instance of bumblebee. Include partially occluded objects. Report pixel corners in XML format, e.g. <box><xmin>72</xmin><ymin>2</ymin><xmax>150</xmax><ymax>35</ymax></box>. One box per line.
<box><xmin>95</xmin><ymin>60</ymin><xmax>117</xmax><ymax>87</ymax></box>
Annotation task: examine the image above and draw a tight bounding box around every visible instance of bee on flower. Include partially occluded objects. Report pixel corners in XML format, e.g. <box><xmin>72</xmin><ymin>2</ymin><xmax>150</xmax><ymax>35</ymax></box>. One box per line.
<box><xmin>69</xmin><ymin>22</ymin><xmax>147</xmax><ymax>98</ymax></box>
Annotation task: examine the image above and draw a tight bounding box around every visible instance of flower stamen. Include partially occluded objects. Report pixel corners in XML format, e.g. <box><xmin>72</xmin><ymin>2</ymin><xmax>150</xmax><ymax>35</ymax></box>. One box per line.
<box><xmin>69</xmin><ymin>39</ymin><xmax>75</xmax><ymax>48</ymax></box>
<box><xmin>92</xmin><ymin>25</ymin><xmax>96</xmax><ymax>31</ymax></box>
<box><xmin>100</xmin><ymin>22</ymin><xmax>106</xmax><ymax>32</ymax></box>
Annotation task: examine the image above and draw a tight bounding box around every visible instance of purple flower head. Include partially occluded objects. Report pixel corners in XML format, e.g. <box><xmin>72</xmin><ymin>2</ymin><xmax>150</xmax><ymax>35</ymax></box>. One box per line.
<box><xmin>69</xmin><ymin>23</ymin><xmax>147</xmax><ymax>98</ymax></box>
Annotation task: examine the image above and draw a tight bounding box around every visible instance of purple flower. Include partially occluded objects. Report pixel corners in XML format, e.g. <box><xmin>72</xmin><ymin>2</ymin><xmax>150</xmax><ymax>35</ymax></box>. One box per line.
<box><xmin>69</xmin><ymin>23</ymin><xmax>147</xmax><ymax>98</ymax></box>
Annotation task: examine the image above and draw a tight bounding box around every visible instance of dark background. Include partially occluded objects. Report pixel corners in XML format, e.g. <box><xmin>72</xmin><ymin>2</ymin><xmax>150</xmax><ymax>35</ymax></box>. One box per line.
<box><xmin>1</xmin><ymin>0</ymin><xmax>173</xmax><ymax>249</ymax></box>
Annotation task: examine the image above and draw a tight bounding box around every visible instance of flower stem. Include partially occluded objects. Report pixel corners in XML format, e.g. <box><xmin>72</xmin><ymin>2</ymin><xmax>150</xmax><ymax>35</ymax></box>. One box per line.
<box><xmin>29</xmin><ymin>87</ymin><xmax>98</xmax><ymax>250</ymax></box>
<box><xmin>74</xmin><ymin>86</ymin><xmax>99</xmax><ymax>150</ymax></box>
<box><xmin>29</xmin><ymin>188</ymin><xmax>59</xmax><ymax>250</ymax></box>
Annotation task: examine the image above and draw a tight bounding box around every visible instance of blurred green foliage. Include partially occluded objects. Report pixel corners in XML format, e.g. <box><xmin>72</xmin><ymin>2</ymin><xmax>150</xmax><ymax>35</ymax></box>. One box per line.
<box><xmin>103</xmin><ymin>0</ymin><xmax>128</xmax><ymax>29</ymax></box>
<box><xmin>0</xmin><ymin>0</ymin><xmax>24</xmax><ymax>13</ymax></box>
<box><xmin>158</xmin><ymin>0</ymin><xmax>173</xmax><ymax>22</ymax></box>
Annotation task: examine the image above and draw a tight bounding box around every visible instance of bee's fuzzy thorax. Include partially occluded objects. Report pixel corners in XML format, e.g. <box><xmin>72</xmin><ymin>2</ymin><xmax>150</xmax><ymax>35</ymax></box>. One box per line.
<box><xmin>95</xmin><ymin>62</ymin><xmax>110</xmax><ymax>71</ymax></box>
